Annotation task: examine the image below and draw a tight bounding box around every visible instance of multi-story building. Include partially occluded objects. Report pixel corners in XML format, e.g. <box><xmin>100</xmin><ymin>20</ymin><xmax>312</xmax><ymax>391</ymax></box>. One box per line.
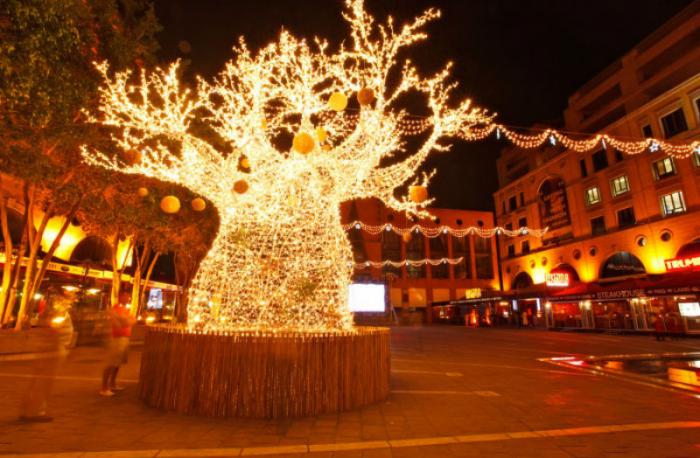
<box><xmin>341</xmin><ymin>198</ymin><xmax>500</xmax><ymax>324</ymax></box>
<box><xmin>493</xmin><ymin>1</ymin><xmax>700</xmax><ymax>333</ymax></box>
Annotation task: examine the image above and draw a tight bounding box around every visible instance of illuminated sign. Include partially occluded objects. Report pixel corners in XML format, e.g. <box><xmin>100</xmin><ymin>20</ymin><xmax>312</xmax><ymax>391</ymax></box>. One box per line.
<box><xmin>665</xmin><ymin>256</ymin><xmax>700</xmax><ymax>272</ymax></box>
<box><xmin>465</xmin><ymin>288</ymin><xmax>482</xmax><ymax>299</ymax></box>
<box><xmin>679</xmin><ymin>302</ymin><xmax>700</xmax><ymax>318</ymax></box>
<box><xmin>546</xmin><ymin>272</ymin><xmax>569</xmax><ymax>287</ymax></box>
<box><xmin>348</xmin><ymin>283</ymin><xmax>386</xmax><ymax>312</ymax></box>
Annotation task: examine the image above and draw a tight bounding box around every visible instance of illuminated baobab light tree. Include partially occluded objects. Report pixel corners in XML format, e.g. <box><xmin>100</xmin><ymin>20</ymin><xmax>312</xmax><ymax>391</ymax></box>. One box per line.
<box><xmin>84</xmin><ymin>0</ymin><xmax>494</xmax><ymax>332</ymax></box>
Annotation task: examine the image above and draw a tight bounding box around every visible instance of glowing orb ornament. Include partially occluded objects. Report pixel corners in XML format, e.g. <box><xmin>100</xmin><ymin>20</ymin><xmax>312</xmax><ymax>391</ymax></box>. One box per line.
<box><xmin>124</xmin><ymin>149</ymin><xmax>142</xmax><ymax>166</ymax></box>
<box><xmin>408</xmin><ymin>185</ymin><xmax>428</xmax><ymax>203</ymax></box>
<box><xmin>233</xmin><ymin>180</ymin><xmax>249</xmax><ymax>194</ymax></box>
<box><xmin>191</xmin><ymin>197</ymin><xmax>207</xmax><ymax>212</ymax></box>
<box><xmin>137</xmin><ymin>187</ymin><xmax>149</xmax><ymax>197</ymax></box>
<box><xmin>160</xmin><ymin>195</ymin><xmax>181</xmax><ymax>214</ymax></box>
<box><xmin>357</xmin><ymin>87</ymin><xmax>375</xmax><ymax>106</ymax></box>
<box><xmin>327</xmin><ymin>92</ymin><xmax>348</xmax><ymax>111</ymax></box>
<box><xmin>293</xmin><ymin>132</ymin><xmax>315</xmax><ymax>154</ymax></box>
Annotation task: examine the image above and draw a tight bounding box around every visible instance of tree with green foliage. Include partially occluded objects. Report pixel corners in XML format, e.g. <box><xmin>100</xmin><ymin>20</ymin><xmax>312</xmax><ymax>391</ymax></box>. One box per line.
<box><xmin>0</xmin><ymin>0</ymin><xmax>160</xmax><ymax>329</ymax></box>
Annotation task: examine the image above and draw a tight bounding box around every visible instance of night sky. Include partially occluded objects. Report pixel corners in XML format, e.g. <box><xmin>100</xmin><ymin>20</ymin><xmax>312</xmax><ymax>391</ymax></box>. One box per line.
<box><xmin>152</xmin><ymin>0</ymin><xmax>693</xmax><ymax>211</ymax></box>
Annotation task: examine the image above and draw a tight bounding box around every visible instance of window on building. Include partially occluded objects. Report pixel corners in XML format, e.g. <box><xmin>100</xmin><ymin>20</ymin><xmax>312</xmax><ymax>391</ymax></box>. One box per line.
<box><xmin>695</xmin><ymin>97</ymin><xmax>700</xmax><ymax>120</ymax></box>
<box><xmin>617</xmin><ymin>207</ymin><xmax>636</xmax><ymax>228</ymax></box>
<box><xmin>429</xmin><ymin>234</ymin><xmax>449</xmax><ymax>279</ymax></box>
<box><xmin>590</xmin><ymin>216</ymin><xmax>606</xmax><ymax>236</ymax></box>
<box><xmin>505</xmin><ymin>223</ymin><xmax>513</xmax><ymax>231</ymax></box>
<box><xmin>693</xmin><ymin>150</ymin><xmax>700</xmax><ymax>168</ymax></box>
<box><xmin>452</xmin><ymin>236</ymin><xmax>471</xmax><ymax>279</ymax></box>
<box><xmin>521</xmin><ymin>240</ymin><xmax>530</xmax><ymax>254</ymax></box>
<box><xmin>518</xmin><ymin>217</ymin><xmax>527</xmax><ymax>228</ymax></box>
<box><xmin>406</xmin><ymin>233</ymin><xmax>426</xmax><ymax>278</ymax></box>
<box><xmin>519</xmin><ymin>192</ymin><xmax>524</xmax><ymax>207</ymax></box>
<box><xmin>579</xmin><ymin>159</ymin><xmax>588</xmax><ymax>178</ymax></box>
<box><xmin>610</xmin><ymin>175</ymin><xmax>630</xmax><ymax>197</ymax></box>
<box><xmin>660</xmin><ymin>191</ymin><xmax>686</xmax><ymax>217</ymax></box>
<box><xmin>507</xmin><ymin>244</ymin><xmax>515</xmax><ymax>258</ymax></box>
<box><xmin>381</xmin><ymin>230</ymin><xmax>402</xmax><ymax>278</ymax></box>
<box><xmin>585</xmin><ymin>186</ymin><xmax>602</xmax><ymax>206</ymax></box>
<box><xmin>660</xmin><ymin>108</ymin><xmax>688</xmax><ymax>138</ymax></box>
<box><xmin>614</xmin><ymin>149</ymin><xmax>624</xmax><ymax>162</ymax></box>
<box><xmin>641</xmin><ymin>124</ymin><xmax>653</xmax><ymax>138</ymax></box>
<box><xmin>592</xmin><ymin>149</ymin><xmax>608</xmax><ymax>172</ymax></box>
<box><xmin>509</xmin><ymin>195</ymin><xmax>517</xmax><ymax>211</ymax></box>
<box><xmin>652</xmin><ymin>157</ymin><xmax>676</xmax><ymax>180</ymax></box>
<box><xmin>474</xmin><ymin>236</ymin><xmax>494</xmax><ymax>279</ymax></box>
<box><xmin>502</xmin><ymin>200</ymin><xmax>506</xmax><ymax>215</ymax></box>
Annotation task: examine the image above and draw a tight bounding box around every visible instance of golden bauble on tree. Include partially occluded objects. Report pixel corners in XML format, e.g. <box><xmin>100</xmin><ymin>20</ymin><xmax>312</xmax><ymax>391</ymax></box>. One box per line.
<box><xmin>293</xmin><ymin>132</ymin><xmax>315</xmax><ymax>154</ymax></box>
<box><xmin>408</xmin><ymin>185</ymin><xmax>428</xmax><ymax>203</ymax></box>
<box><xmin>160</xmin><ymin>195</ymin><xmax>181</xmax><ymax>214</ymax></box>
<box><xmin>137</xmin><ymin>187</ymin><xmax>149</xmax><ymax>197</ymax></box>
<box><xmin>191</xmin><ymin>197</ymin><xmax>206</xmax><ymax>212</ymax></box>
<box><xmin>327</xmin><ymin>92</ymin><xmax>348</xmax><ymax>111</ymax></box>
<box><xmin>357</xmin><ymin>87</ymin><xmax>375</xmax><ymax>106</ymax></box>
<box><xmin>233</xmin><ymin>180</ymin><xmax>249</xmax><ymax>194</ymax></box>
<box><xmin>123</xmin><ymin>149</ymin><xmax>142</xmax><ymax>166</ymax></box>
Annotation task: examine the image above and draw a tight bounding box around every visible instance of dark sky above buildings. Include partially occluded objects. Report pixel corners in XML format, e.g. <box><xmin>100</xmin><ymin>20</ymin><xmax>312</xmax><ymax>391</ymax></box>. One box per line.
<box><xmin>152</xmin><ymin>0</ymin><xmax>693</xmax><ymax>211</ymax></box>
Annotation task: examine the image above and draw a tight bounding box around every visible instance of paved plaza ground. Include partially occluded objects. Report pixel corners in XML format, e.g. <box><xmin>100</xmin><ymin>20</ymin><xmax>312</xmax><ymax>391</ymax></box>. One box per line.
<box><xmin>1</xmin><ymin>326</ymin><xmax>700</xmax><ymax>458</ymax></box>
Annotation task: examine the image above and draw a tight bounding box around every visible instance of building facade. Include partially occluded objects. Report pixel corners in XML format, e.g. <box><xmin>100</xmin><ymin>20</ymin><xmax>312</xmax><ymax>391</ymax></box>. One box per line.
<box><xmin>493</xmin><ymin>2</ymin><xmax>700</xmax><ymax>333</ymax></box>
<box><xmin>341</xmin><ymin>199</ymin><xmax>500</xmax><ymax>324</ymax></box>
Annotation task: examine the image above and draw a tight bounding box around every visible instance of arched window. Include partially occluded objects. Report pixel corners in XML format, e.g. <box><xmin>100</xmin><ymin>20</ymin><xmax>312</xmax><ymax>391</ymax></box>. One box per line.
<box><xmin>512</xmin><ymin>272</ymin><xmax>533</xmax><ymax>290</ymax></box>
<box><xmin>70</xmin><ymin>236</ymin><xmax>112</xmax><ymax>268</ymax></box>
<box><xmin>600</xmin><ymin>252</ymin><xmax>646</xmax><ymax>279</ymax></box>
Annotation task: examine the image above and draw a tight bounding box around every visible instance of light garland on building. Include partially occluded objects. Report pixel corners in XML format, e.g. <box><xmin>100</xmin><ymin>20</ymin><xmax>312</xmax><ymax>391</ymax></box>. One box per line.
<box><xmin>344</xmin><ymin>221</ymin><xmax>547</xmax><ymax>238</ymax></box>
<box><xmin>82</xmin><ymin>0</ymin><xmax>495</xmax><ymax>333</ymax></box>
<box><xmin>323</xmin><ymin>112</ymin><xmax>700</xmax><ymax>159</ymax></box>
<box><xmin>354</xmin><ymin>257</ymin><xmax>463</xmax><ymax>269</ymax></box>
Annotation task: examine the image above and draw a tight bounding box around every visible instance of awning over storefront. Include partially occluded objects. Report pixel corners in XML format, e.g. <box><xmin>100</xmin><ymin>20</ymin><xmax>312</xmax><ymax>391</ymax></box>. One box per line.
<box><xmin>549</xmin><ymin>271</ymin><xmax>700</xmax><ymax>301</ymax></box>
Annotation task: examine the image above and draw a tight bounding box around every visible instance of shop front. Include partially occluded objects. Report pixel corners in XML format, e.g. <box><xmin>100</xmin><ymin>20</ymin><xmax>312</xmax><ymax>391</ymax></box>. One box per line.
<box><xmin>546</xmin><ymin>272</ymin><xmax>700</xmax><ymax>334</ymax></box>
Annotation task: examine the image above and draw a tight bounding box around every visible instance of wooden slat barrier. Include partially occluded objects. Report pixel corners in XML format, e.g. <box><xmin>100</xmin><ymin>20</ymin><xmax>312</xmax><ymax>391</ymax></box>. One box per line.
<box><xmin>138</xmin><ymin>326</ymin><xmax>391</xmax><ymax>418</ymax></box>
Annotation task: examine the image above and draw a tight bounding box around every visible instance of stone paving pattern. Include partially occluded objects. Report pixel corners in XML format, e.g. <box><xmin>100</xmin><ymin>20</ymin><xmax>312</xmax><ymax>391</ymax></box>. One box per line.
<box><xmin>1</xmin><ymin>327</ymin><xmax>700</xmax><ymax>457</ymax></box>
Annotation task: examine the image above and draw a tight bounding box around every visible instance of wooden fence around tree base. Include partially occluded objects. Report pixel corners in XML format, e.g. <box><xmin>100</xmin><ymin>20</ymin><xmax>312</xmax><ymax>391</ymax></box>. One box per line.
<box><xmin>138</xmin><ymin>326</ymin><xmax>391</xmax><ymax>418</ymax></box>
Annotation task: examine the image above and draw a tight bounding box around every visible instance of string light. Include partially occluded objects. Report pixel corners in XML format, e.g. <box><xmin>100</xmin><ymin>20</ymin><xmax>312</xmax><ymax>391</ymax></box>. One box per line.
<box><xmin>82</xmin><ymin>0</ymin><xmax>494</xmax><ymax>333</ymax></box>
<box><xmin>463</xmin><ymin>124</ymin><xmax>700</xmax><ymax>159</ymax></box>
<box><xmin>354</xmin><ymin>257</ymin><xmax>463</xmax><ymax>269</ymax></box>
<box><xmin>343</xmin><ymin>221</ymin><xmax>548</xmax><ymax>238</ymax></box>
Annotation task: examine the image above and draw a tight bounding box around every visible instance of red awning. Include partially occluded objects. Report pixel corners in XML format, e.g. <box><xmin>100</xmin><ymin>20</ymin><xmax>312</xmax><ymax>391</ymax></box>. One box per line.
<box><xmin>549</xmin><ymin>271</ymin><xmax>700</xmax><ymax>301</ymax></box>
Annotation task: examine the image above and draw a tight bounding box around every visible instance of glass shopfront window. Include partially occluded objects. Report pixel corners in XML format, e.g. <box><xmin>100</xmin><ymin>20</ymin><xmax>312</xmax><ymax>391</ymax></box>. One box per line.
<box><xmin>592</xmin><ymin>301</ymin><xmax>635</xmax><ymax>330</ymax></box>
<box><xmin>552</xmin><ymin>302</ymin><xmax>582</xmax><ymax>328</ymax></box>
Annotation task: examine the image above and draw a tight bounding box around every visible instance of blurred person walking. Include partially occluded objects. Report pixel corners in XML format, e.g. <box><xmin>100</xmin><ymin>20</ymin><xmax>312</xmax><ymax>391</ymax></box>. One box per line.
<box><xmin>19</xmin><ymin>287</ymin><xmax>76</xmax><ymax>422</ymax></box>
<box><xmin>100</xmin><ymin>290</ymin><xmax>135</xmax><ymax>396</ymax></box>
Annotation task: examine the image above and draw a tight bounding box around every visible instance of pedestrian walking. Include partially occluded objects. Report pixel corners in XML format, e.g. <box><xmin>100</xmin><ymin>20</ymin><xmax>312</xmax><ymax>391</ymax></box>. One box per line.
<box><xmin>19</xmin><ymin>287</ymin><xmax>75</xmax><ymax>422</ymax></box>
<box><xmin>100</xmin><ymin>290</ymin><xmax>135</xmax><ymax>396</ymax></box>
<box><xmin>653</xmin><ymin>313</ymin><xmax>666</xmax><ymax>341</ymax></box>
